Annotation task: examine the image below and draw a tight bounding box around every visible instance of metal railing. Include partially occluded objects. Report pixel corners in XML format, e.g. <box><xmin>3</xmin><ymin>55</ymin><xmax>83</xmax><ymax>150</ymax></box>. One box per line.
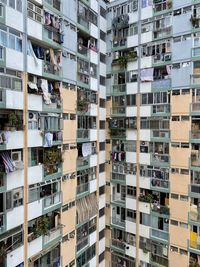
<box><xmin>77</xmin><ymin>157</ymin><xmax>89</xmax><ymax>169</ymax></box>
<box><xmin>191</xmin><ymin>74</ymin><xmax>200</xmax><ymax>85</ymax></box>
<box><xmin>151</xmin><ymin>203</ymin><xmax>170</xmax><ymax>215</ymax></box>
<box><xmin>111</xmin><ymin>172</ymin><xmax>126</xmax><ymax>182</ymax></box>
<box><xmin>112</xmin><ymin>194</ymin><xmax>125</xmax><ymax>202</ymax></box>
<box><xmin>78</xmin><ymin>15</ymin><xmax>89</xmax><ymax>29</ymax></box>
<box><xmin>111</xmin><ymin>239</ymin><xmax>125</xmax><ymax>251</ymax></box>
<box><xmin>77</xmin><ymin>182</ymin><xmax>89</xmax><ymax>195</ymax></box>
<box><xmin>77</xmin><ymin>129</ymin><xmax>89</xmax><ymax>139</ymax></box>
<box><xmin>152</xmin><ymin>104</ymin><xmax>170</xmax><ymax>114</ymax></box>
<box><xmin>152</xmin><ymin>130</ymin><xmax>170</xmax><ymax>139</ymax></box>
<box><xmin>43</xmin><ymin>61</ymin><xmax>61</xmax><ymax>76</ymax></box>
<box><xmin>43</xmin><ymin>227</ymin><xmax>62</xmax><ymax>244</ymax></box>
<box><xmin>77</xmin><ymin>237</ymin><xmax>89</xmax><ymax>252</ymax></box>
<box><xmin>153</xmin><ymin>53</ymin><xmax>171</xmax><ymax>64</ymax></box>
<box><xmin>151</xmin><ymin>254</ymin><xmax>168</xmax><ymax>267</ymax></box>
<box><xmin>77</xmin><ymin>44</ymin><xmax>88</xmax><ymax>57</ymax></box>
<box><xmin>112</xmin><ymin>84</ymin><xmax>126</xmax><ymax>94</ymax></box>
<box><xmin>151</xmin><ymin>153</ymin><xmax>170</xmax><ymax>165</ymax></box>
<box><xmin>111</xmin><ymin>107</ymin><xmax>126</xmax><ymax>116</ymax></box>
<box><xmin>111</xmin><ymin>216</ymin><xmax>125</xmax><ymax>228</ymax></box>
<box><xmin>151</xmin><ymin>178</ymin><xmax>169</xmax><ymax>190</ymax></box>
<box><xmin>43</xmin><ymin>192</ymin><xmax>61</xmax><ymax>208</ymax></box>
<box><xmin>151</xmin><ymin>228</ymin><xmax>169</xmax><ymax>241</ymax></box>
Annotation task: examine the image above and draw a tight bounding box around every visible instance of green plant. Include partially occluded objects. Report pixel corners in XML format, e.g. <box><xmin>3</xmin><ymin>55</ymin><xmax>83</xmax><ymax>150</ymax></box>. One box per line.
<box><xmin>160</xmin><ymin>206</ymin><xmax>170</xmax><ymax>215</ymax></box>
<box><xmin>8</xmin><ymin>112</ymin><xmax>18</xmax><ymax>127</ymax></box>
<box><xmin>78</xmin><ymin>98</ymin><xmax>89</xmax><ymax>112</ymax></box>
<box><xmin>167</xmin><ymin>0</ymin><xmax>172</xmax><ymax>9</ymax></box>
<box><xmin>33</xmin><ymin>216</ymin><xmax>50</xmax><ymax>237</ymax></box>
<box><xmin>44</xmin><ymin>149</ymin><xmax>63</xmax><ymax>165</ymax></box>
<box><xmin>118</xmin><ymin>56</ymin><xmax>128</xmax><ymax>69</ymax></box>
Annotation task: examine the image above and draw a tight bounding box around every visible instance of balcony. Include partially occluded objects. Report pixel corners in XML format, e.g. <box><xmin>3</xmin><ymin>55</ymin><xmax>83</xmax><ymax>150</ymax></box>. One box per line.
<box><xmin>111</xmin><ymin>107</ymin><xmax>126</xmax><ymax>117</ymax></box>
<box><xmin>77</xmin><ymin>156</ymin><xmax>89</xmax><ymax>171</ymax></box>
<box><xmin>151</xmin><ymin>203</ymin><xmax>170</xmax><ymax>217</ymax></box>
<box><xmin>151</xmin><ymin>228</ymin><xmax>169</xmax><ymax>242</ymax></box>
<box><xmin>112</xmin><ymin>38</ymin><xmax>127</xmax><ymax>51</ymax></box>
<box><xmin>109</xmin><ymin>129</ymin><xmax>126</xmax><ymax>139</ymax></box>
<box><xmin>112</xmin><ymin>84</ymin><xmax>126</xmax><ymax>95</ymax></box>
<box><xmin>111</xmin><ymin>239</ymin><xmax>126</xmax><ymax>253</ymax></box>
<box><xmin>191</xmin><ymin>74</ymin><xmax>200</xmax><ymax>87</ymax></box>
<box><xmin>77</xmin><ymin>16</ymin><xmax>90</xmax><ymax>33</ymax></box>
<box><xmin>151</xmin><ymin>130</ymin><xmax>170</xmax><ymax>141</ymax></box>
<box><xmin>153</xmin><ymin>0</ymin><xmax>172</xmax><ymax>15</ymax></box>
<box><xmin>77</xmin><ymin>182</ymin><xmax>89</xmax><ymax>197</ymax></box>
<box><xmin>150</xmin><ymin>153</ymin><xmax>170</xmax><ymax>167</ymax></box>
<box><xmin>153</xmin><ymin>53</ymin><xmax>172</xmax><ymax>66</ymax></box>
<box><xmin>43</xmin><ymin>192</ymin><xmax>62</xmax><ymax>211</ymax></box>
<box><xmin>77</xmin><ymin>237</ymin><xmax>89</xmax><ymax>252</ymax></box>
<box><xmin>43</xmin><ymin>163</ymin><xmax>62</xmax><ymax>181</ymax></box>
<box><xmin>152</xmin><ymin>104</ymin><xmax>170</xmax><ymax>116</ymax></box>
<box><xmin>189</xmin><ymin>204</ymin><xmax>200</xmax><ymax>224</ymax></box>
<box><xmin>191</xmin><ymin>150</ymin><xmax>200</xmax><ymax>169</ymax></box>
<box><xmin>191</xmin><ymin>102</ymin><xmax>200</xmax><ymax>115</ymax></box>
<box><xmin>77</xmin><ymin>44</ymin><xmax>89</xmax><ymax>58</ymax></box>
<box><xmin>112</xmin><ymin>194</ymin><xmax>125</xmax><ymax>206</ymax></box>
<box><xmin>151</xmin><ymin>254</ymin><xmax>168</xmax><ymax>267</ymax></box>
<box><xmin>43</xmin><ymin>61</ymin><xmax>61</xmax><ymax>78</ymax></box>
<box><xmin>190</xmin><ymin>131</ymin><xmax>200</xmax><ymax>143</ymax></box>
<box><xmin>111</xmin><ymin>216</ymin><xmax>125</xmax><ymax>228</ymax></box>
<box><xmin>111</xmin><ymin>173</ymin><xmax>126</xmax><ymax>183</ymax></box>
<box><xmin>150</xmin><ymin>178</ymin><xmax>170</xmax><ymax>192</ymax></box>
<box><xmin>44</xmin><ymin>0</ymin><xmax>61</xmax><ymax>11</ymax></box>
<box><xmin>77</xmin><ymin>129</ymin><xmax>90</xmax><ymax>142</ymax></box>
<box><xmin>43</xmin><ymin>226</ymin><xmax>62</xmax><ymax>246</ymax></box>
<box><xmin>0</xmin><ymin>213</ymin><xmax>5</xmax><ymax>233</ymax></box>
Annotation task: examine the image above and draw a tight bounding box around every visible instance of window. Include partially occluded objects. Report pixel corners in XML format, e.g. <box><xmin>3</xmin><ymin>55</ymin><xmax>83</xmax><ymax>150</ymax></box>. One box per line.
<box><xmin>99</xmin><ymin>229</ymin><xmax>105</xmax><ymax>240</ymax></box>
<box><xmin>180</xmin><ymin>222</ymin><xmax>188</xmax><ymax>229</ymax></box>
<box><xmin>100</xmin><ymin>6</ymin><xmax>106</xmax><ymax>18</ymax></box>
<box><xmin>180</xmin><ymin>195</ymin><xmax>188</xmax><ymax>201</ymax></box>
<box><xmin>100</xmin><ymin>53</ymin><xmax>106</xmax><ymax>63</ymax></box>
<box><xmin>100</xmin><ymin>98</ymin><xmax>105</xmax><ymax>108</ymax></box>
<box><xmin>9</xmin><ymin>0</ymin><xmax>22</xmax><ymax>12</ymax></box>
<box><xmin>99</xmin><ymin>164</ymin><xmax>105</xmax><ymax>173</ymax></box>
<box><xmin>99</xmin><ymin>120</ymin><xmax>105</xmax><ymax>129</ymax></box>
<box><xmin>99</xmin><ymin>207</ymin><xmax>105</xmax><ymax>217</ymax></box>
<box><xmin>99</xmin><ymin>186</ymin><xmax>105</xmax><ymax>195</ymax></box>
<box><xmin>100</xmin><ymin>75</ymin><xmax>106</xmax><ymax>86</ymax></box>
<box><xmin>171</xmin><ymin>193</ymin><xmax>179</xmax><ymax>199</ymax></box>
<box><xmin>180</xmin><ymin>249</ymin><xmax>187</xmax><ymax>256</ymax></box>
<box><xmin>100</xmin><ymin>142</ymin><xmax>105</xmax><ymax>151</ymax></box>
<box><xmin>99</xmin><ymin>252</ymin><xmax>104</xmax><ymax>263</ymax></box>
<box><xmin>171</xmin><ymin>246</ymin><xmax>178</xmax><ymax>253</ymax></box>
<box><xmin>100</xmin><ymin>30</ymin><xmax>106</xmax><ymax>41</ymax></box>
<box><xmin>171</xmin><ymin>220</ymin><xmax>178</xmax><ymax>226</ymax></box>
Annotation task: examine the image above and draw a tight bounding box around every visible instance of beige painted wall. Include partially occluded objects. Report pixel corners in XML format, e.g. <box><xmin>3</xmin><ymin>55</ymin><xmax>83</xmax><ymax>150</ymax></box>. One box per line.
<box><xmin>170</xmin><ymin>147</ymin><xmax>190</xmax><ymax>168</ymax></box>
<box><xmin>170</xmin><ymin>121</ymin><xmax>190</xmax><ymax>142</ymax></box>
<box><xmin>63</xmin><ymin>89</ymin><xmax>76</xmax><ymax>113</ymax></box>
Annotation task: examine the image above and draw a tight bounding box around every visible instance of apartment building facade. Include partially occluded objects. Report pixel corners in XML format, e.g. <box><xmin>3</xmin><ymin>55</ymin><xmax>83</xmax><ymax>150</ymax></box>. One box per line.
<box><xmin>105</xmin><ymin>0</ymin><xmax>200</xmax><ymax>267</ymax></box>
<box><xmin>0</xmin><ymin>0</ymin><xmax>107</xmax><ymax>267</ymax></box>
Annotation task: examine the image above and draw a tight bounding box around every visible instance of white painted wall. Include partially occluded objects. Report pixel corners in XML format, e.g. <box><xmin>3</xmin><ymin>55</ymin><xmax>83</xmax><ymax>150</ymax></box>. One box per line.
<box><xmin>28</xmin><ymin>94</ymin><xmax>43</xmax><ymax>111</ymax></box>
<box><xmin>28</xmin><ymin>130</ymin><xmax>43</xmax><ymax>147</ymax></box>
<box><xmin>89</xmin><ymin>179</ymin><xmax>97</xmax><ymax>193</ymax></box>
<box><xmin>28</xmin><ymin>200</ymin><xmax>43</xmax><ymax>221</ymax></box>
<box><xmin>89</xmin><ymin>231</ymin><xmax>97</xmax><ymax>246</ymax></box>
<box><xmin>89</xmin><ymin>154</ymin><xmax>97</xmax><ymax>167</ymax></box>
<box><xmin>90</xmin><ymin>77</ymin><xmax>98</xmax><ymax>91</ymax></box>
<box><xmin>28</xmin><ymin>236</ymin><xmax>43</xmax><ymax>258</ymax></box>
<box><xmin>99</xmin><ymin>237</ymin><xmax>105</xmax><ymax>255</ymax></box>
<box><xmin>7</xmin><ymin>206</ymin><xmax>24</xmax><ymax>230</ymax></box>
<box><xmin>140</xmin><ymin>153</ymin><xmax>151</xmax><ymax>165</ymax></box>
<box><xmin>7</xmin><ymin>170</ymin><xmax>24</xmax><ymax>191</ymax></box>
<box><xmin>7</xmin><ymin>245</ymin><xmax>24</xmax><ymax>267</ymax></box>
<box><xmin>27</xmin><ymin>18</ymin><xmax>42</xmax><ymax>40</ymax></box>
<box><xmin>6</xmin><ymin>49</ymin><xmax>23</xmax><ymax>71</ymax></box>
<box><xmin>7</xmin><ymin>131</ymin><xmax>23</xmax><ymax>150</ymax></box>
<box><xmin>28</xmin><ymin>165</ymin><xmax>43</xmax><ymax>185</ymax></box>
<box><xmin>6</xmin><ymin>7</ymin><xmax>23</xmax><ymax>32</ymax></box>
<box><xmin>6</xmin><ymin>90</ymin><xmax>23</xmax><ymax>110</ymax></box>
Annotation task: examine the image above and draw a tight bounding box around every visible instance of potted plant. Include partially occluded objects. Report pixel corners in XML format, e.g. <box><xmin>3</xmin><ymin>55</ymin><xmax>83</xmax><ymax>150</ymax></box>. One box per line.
<box><xmin>167</xmin><ymin>0</ymin><xmax>172</xmax><ymax>9</ymax></box>
<box><xmin>33</xmin><ymin>216</ymin><xmax>50</xmax><ymax>237</ymax></box>
<box><xmin>118</xmin><ymin>56</ymin><xmax>128</xmax><ymax>69</ymax></box>
<box><xmin>8</xmin><ymin>112</ymin><xmax>18</xmax><ymax>131</ymax></box>
<box><xmin>78</xmin><ymin>98</ymin><xmax>89</xmax><ymax>113</ymax></box>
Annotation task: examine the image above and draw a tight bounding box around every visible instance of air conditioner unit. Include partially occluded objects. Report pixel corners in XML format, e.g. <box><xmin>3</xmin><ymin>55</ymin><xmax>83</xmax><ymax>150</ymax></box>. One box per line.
<box><xmin>29</xmin><ymin>112</ymin><xmax>37</xmax><ymax>121</ymax></box>
<box><xmin>11</xmin><ymin>151</ymin><xmax>21</xmax><ymax>162</ymax></box>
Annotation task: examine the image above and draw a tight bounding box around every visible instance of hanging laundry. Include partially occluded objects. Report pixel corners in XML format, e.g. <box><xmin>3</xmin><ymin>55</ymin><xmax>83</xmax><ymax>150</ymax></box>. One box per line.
<box><xmin>44</xmin><ymin>132</ymin><xmax>53</xmax><ymax>147</ymax></box>
<box><xmin>140</xmin><ymin>68</ymin><xmax>154</xmax><ymax>82</ymax></box>
<box><xmin>38</xmin><ymin>79</ymin><xmax>51</xmax><ymax>105</ymax></box>
<box><xmin>27</xmin><ymin>40</ymin><xmax>39</xmax><ymax>66</ymax></box>
<box><xmin>1</xmin><ymin>152</ymin><xmax>15</xmax><ymax>173</ymax></box>
<box><xmin>82</xmin><ymin>142</ymin><xmax>92</xmax><ymax>157</ymax></box>
<box><xmin>44</xmin><ymin>11</ymin><xmax>51</xmax><ymax>25</ymax></box>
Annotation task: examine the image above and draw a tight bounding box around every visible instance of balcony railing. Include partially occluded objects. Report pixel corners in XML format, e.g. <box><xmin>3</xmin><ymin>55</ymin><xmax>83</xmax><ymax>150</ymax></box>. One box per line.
<box><xmin>78</xmin><ymin>15</ymin><xmax>89</xmax><ymax>29</ymax></box>
<box><xmin>45</xmin><ymin>0</ymin><xmax>61</xmax><ymax>11</ymax></box>
<box><xmin>153</xmin><ymin>53</ymin><xmax>171</xmax><ymax>65</ymax></box>
<box><xmin>77</xmin><ymin>44</ymin><xmax>88</xmax><ymax>57</ymax></box>
<box><xmin>113</xmin><ymin>38</ymin><xmax>127</xmax><ymax>49</ymax></box>
<box><xmin>44</xmin><ymin>163</ymin><xmax>62</xmax><ymax>178</ymax></box>
<box><xmin>0</xmin><ymin>213</ymin><xmax>5</xmax><ymax>233</ymax></box>
<box><xmin>150</xmin><ymin>178</ymin><xmax>169</xmax><ymax>191</ymax></box>
<box><xmin>112</xmin><ymin>194</ymin><xmax>125</xmax><ymax>203</ymax></box>
<box><xmin>154</xmin><ymin>1</ymin><xmax>172</xmax><ymax>13</ymax></box>
<box><xmin>151</xmin><ymin>254</ymin><xmax>168</xmax><ymax>267</ymax></box>
<box><xmin>77</xmin><ymin>237</ymin><xmax>89</xmax><ymax>252</ymax></box>
<box><xmin>77</xmin><ymin>156</ymin><xmax>89</xmax><ymax>170</ymax></box>
<box><xmin>111</xmin><ymin>172</ymin><xmax>126</xmax><ymax>182</ymax></box>
<box><xmin>77</xmin><ymin>129</ymin><xmax>89</xmax><ymax>140</ymax></box>
<box><xmin>191</xmin><ymin>130</ymin><xmax>200</xmax><ymax>141</ymax></box>
<box><xmin>77</xmin><ymin>182</ymin><xmax>89</xmax><ymax>195</ymax></box>
<box><xmin>151</xmin><ymin>228</ymin><xmax>169</xmax><ymax>241</ymax></box>
<box><xmin>112</xmin><ymin>84</ymin><xmax>126</xmax><ymax>94</ymax></box>
<box><xmin>151</xmin><ymin>153</ymin><xmax>170</xmax><ymax>166</ymax></box>
<box><xmin>43</xmin><ymin>227</ymin><xmax>62</xmax><ymax>245</ymax></box>
<box><xmin>43</xmin><ymin>61</ymin><xmax>61</xmax><ymax>76</ymax></box>
<box><xmin>111</xmin><ymin>239</ymin><xmax>126</xmax><ymax>252</ymax></box>
<box><xmin>152</xmin><ymin>104</ymin><xmax>170</xmax><ymax>114</ymax></box>
<box><xmin>111</xmin><ymin>216</ymin><xmax>125</xmax><ymax>228</ymax></box>
<box><xmin>152</xmin><ymin>78</ymin><xmax>171</xmax><ymax>90</ymax></box>
<box><xmin>43</xmin><ymin>192</ymin><xmax>61</xmax><ymax>208</ymax></box>
<box><xmin>151</xmin><ymin>130</ymin><xmax>170</xmax><ymax>140</ymax></box>
<box><xmin>151</xmin><ymin>203</ymin><xmax>170</xmax><ymax>216</ymax></box>
<box><xmin>111</xmin><ymin>107</ymin><xmax>126</xmax><ymax>116</ymax></box>
<box><xmin>191</xmin><ymin>74</ymin><xmax>200</xmax><ymax>86</ymax></box>
<box><xmin>191</xmin><ymin>102</ymin><xmax>200</xmax><ymax>113</ymax></box>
